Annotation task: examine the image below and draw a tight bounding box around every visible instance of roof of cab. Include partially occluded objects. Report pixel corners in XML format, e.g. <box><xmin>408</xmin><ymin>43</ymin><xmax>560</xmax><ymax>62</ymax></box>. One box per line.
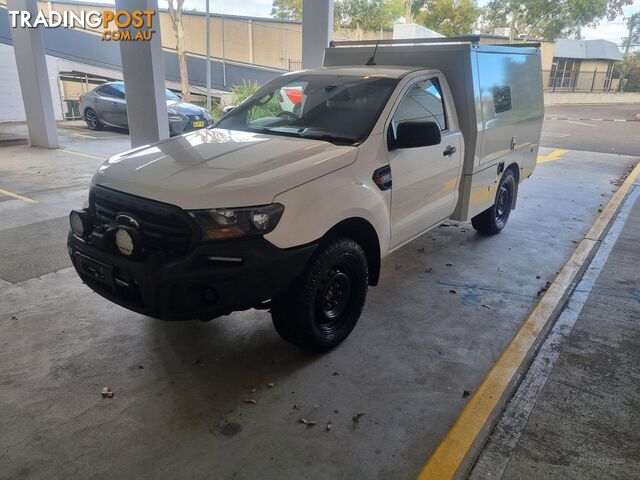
<box><xmin>284</xmin><ymin>66</ymin><xmax>421</xmax><ymax>79</ymax></box>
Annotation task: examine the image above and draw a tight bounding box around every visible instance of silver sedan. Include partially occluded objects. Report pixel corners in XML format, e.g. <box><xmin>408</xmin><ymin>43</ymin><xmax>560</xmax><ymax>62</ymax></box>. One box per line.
<box><xmin>80</xmin><ymin>82</ymin><xmax>213</xmax><ymax>135</ymax></box>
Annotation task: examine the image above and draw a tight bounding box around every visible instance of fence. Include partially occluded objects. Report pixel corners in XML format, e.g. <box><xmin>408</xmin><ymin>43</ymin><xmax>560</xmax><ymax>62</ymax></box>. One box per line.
<box><xmin>543</xmin><ymin>70</ymin><xmax>622</xmax><ymax>93</ymax></box>
<box><xmin>288</xmin><ymin>59</ymin><xmax>302</xmax><ymax>71</ymax></box>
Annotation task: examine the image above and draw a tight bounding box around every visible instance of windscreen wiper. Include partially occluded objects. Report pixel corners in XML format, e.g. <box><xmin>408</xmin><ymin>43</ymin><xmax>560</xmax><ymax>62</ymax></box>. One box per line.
<box><xmin>298</xmin><ymin>133</ymin><xmax>357</xmax><ymax>146</ymax></box>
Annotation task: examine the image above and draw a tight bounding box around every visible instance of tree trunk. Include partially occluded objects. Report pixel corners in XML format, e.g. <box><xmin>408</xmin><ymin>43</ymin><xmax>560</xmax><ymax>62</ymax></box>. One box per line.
<box><xmin>405</xmin><ymin>0</ymin><xmax>413</xmax><ymax>24</ymax></box>
<box><xmin>175</xmin><ymin>18</ymin><xmax>190</xmax><ymax>102</ymax></box>
<box><xmin>508</xmin><ymin>13</ymin><xmax>516</xmax><ymax>43</ymax></box>
<box><xmin>168</xmin><ymin>0</ymin><xmax>189</xmax><ymax>102</ymax></box>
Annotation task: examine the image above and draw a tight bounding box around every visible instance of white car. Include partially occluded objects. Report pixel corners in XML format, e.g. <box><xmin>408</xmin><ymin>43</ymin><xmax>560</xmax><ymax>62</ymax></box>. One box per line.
<box><xmin>67</xmin><ymin>40</ymin><xmax>543</xmax><ymax>352</ymax></box>
<box><xmin>277</xmin><ymin>84</ymin><xmax>303</xmax><ymax>113</ymax></box>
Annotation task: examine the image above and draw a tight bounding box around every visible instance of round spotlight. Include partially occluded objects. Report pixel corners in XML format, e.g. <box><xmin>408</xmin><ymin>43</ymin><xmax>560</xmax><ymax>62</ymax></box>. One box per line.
<box><xmin>115</xmin><ymin>228</ymin><xmax>135</xmax><ymax>256</ymax></box>
<box><xmin>70</xmin><ymin>210</ymin><xmax>88</xmax><ymax>237</ymax></box>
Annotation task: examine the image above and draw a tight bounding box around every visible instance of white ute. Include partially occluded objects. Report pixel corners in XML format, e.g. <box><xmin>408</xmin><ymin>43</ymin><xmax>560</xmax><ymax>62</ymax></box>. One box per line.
<box><xmin>68</xmin><ymin>37</ymin><xmax>544</xmax><ymax>352</ymax></box>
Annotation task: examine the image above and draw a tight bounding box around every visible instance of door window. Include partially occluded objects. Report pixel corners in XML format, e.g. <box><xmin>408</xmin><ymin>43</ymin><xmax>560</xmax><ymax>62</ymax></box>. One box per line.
<box><xmin>113</xmin><ymin>83</ymin><xmax>126</xmax><ymax>99</ymax></box>
<box><xmin>97</xmin><ymin>84</ymin><xmax>118</xmax><ymax>98</ymax></box>
<box><xmin>390</xmin><ymin>78</ymin><xmax>446</xmax><ymax>141</ymax></box>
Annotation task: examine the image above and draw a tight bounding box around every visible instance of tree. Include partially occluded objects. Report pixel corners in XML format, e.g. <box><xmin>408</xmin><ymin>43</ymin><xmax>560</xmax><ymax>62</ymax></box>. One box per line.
<box><xmin>621</xmin><ymin>52</ymin><xmax>640</xmax><ymax>92</ymax></box>
<box><xmin>483</xmin><ymin>0</ymin><xmax>633</xmax><ymax>41</ymax></box>
<box><xmin>414</xmin><ymin>0</ymin><xmax>483</xmax><ymax>36</ymax></box>
<box><xmin>167</xmin><ymin>0</ymin><xmax>189</xmax><ymax>102</ymax></box>
<box><xmin>622</xmin><ymin>12</ymin><xmax>640</xmax><ymax>59</ymax></box>
<box><xmin>335</xmin><ymin>0</ymin><xmax>402</xmax><ymax>38</ymax></box>
<box><xmin>619</xmin><ymin>14</ymin><xmax>640</xmax><ymax>92</ymax></box>
<box><xmin>271</xmin><ymin>0</ymin><xmax>302</xmax><ymax>21</ymax></box>
<box><xmin>404</xmin><ymin>0</ymin><xmax>414</xmax><ymax>23</ymax></box>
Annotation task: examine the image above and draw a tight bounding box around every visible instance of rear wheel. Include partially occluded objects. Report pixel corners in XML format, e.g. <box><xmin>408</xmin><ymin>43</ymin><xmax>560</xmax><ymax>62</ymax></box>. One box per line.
<box><xmin>84</xmin><ymin>108</ymin><xmax>103</xmax><ymax>131</ymax></box>
<box><xmin>471</xmin><ymin>168</ymin><xmax>517</xmax><ymax>235</ymax></box>
<box><xmin>271</xmin><ymin>237</ymin><xmax>368</xmax><ymax>353</ymax></box>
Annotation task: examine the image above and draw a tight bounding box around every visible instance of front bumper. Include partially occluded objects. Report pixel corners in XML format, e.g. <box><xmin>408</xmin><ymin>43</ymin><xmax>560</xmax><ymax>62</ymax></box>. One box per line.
<box><xmin>169</xmin><ymin>117</ymin><xmax>211</xmax><ymax>135</ymax></box>
<box><xmin>68</xmin><ymin>232</ymin><xmax>316</xmax><ymax>321</ymax></box>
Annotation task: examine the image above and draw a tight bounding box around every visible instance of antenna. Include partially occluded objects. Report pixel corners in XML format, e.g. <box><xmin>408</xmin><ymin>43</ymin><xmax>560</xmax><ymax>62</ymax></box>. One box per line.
<box><xmin>365</xmin><ymin>40</ymin><xmax>380</xmax><ymax>66</ymax></box>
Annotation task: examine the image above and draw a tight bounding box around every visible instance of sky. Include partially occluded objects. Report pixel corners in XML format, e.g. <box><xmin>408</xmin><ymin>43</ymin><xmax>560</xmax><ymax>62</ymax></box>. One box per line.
<box><xmin>70</xmin><ymin>0</ymin><xmax>640</xmax><ymax>47</ymax></box>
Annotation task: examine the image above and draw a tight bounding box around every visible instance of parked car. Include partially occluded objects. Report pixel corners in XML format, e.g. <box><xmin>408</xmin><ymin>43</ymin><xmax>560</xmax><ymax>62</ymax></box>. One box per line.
<box><xmin>67</xmin><ymin>39</ymin><xmax>543</xmax><ymax>353</ymax></box>
<box><xmin>277</xmin><ymin>84</ymin><xmax>303</xmax><ymax>113</ymax></box>
<box><xmin>80</xmin><ymin>82</ymin><xmax>212</xmax><ymax>135</ymax></box>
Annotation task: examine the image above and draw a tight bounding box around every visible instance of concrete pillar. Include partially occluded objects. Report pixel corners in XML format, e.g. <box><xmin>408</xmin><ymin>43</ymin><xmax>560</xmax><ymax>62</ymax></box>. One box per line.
<box><xmin>8</xmin><ymin>0</ymin><xmax>59</xmax><ymax>148</ymax></box>
<box><xmin>302</xmin><ymin>0</ymin><xmax>334</xmax><ymax>69</ymax></box>
<box><xmin>115</xmin><ymin>0</ymin><xmax>169</xmax><ymax>148</ymax></box>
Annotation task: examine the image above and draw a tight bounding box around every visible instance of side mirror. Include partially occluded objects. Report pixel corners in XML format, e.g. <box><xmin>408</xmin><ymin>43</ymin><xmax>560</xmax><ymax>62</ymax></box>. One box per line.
<box><xmin>222</xmin><ymin>105</ymin><xmax>235</xmax><ymax>115</ymax></box>
<box><xmin>391</xmin><ymin>121</ymin><xmax>441</xmax><ymax>150</ymax></box>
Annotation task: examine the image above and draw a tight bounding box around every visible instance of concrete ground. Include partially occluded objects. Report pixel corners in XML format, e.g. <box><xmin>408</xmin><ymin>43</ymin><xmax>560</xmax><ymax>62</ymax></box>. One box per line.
<box><xmin>471</xmin><ymin>186</ymin><xmax>640</xmax><ymax>479</ymax></box>
<box><xmin>0</xmin><ymin>107</ymin><xmax>639</xmax><ymax>479</ymax></box>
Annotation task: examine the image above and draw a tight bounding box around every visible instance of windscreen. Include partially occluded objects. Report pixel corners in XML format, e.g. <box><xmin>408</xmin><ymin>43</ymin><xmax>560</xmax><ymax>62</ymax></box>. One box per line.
<box><xmin>216</xmin><ymin>74</ymin><xmax>399</xmax><ymax>145</ymax></box>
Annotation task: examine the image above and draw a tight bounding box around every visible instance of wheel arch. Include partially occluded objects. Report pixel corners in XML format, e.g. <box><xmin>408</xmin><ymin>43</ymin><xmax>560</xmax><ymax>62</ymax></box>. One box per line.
<box><xmin>323</xmin><ymin>217</ymin><xmax>381</xmax><ymax>286</ymax></box>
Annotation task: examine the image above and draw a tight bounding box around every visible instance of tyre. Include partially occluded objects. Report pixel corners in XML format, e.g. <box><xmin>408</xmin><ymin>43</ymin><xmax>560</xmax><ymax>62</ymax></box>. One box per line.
<box><xmin>84</xmin><ymin>108</ymin><xmax>103</xmax><ymax>131</ymax></box>
<box><xmin>271</xmin><ymin>237</ymin><xmax>369</xmax><ymax>353</ymax></box>
<box><xmin>471</xmin><ymin>168</ymin><xmax>517</xmax><ymax>235</ymax></box>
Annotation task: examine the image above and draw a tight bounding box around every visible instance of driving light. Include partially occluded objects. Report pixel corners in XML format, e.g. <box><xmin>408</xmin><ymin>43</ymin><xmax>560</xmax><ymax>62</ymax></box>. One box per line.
<box><xmin>115</xmin><ymin>227</ymin><xmax>140</xmax><ymax>256</ymax></box>
<box><xmin>189</xmin><ymin>204</ymin><xmax>284</xmax><ymax>241</ymax></box>
<box><xmin>69</xmin><ymin>209</ymin><xmax>90</xmax><ymax>237</ymax></box>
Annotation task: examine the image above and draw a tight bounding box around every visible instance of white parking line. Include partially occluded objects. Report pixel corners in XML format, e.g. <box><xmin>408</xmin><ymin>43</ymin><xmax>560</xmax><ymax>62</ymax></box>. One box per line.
<box><xmin>567</xmin><ymin>120</ymin><xmax>595</xmax><ymax>127</ymax></box>
<box><xmin>541</xmin><ymin>132</ymin><xmax>570</xmax><ymax>138</ymax></box>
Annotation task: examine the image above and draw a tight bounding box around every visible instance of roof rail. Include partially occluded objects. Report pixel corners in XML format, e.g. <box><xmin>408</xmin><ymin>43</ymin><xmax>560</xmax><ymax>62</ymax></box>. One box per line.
<box><xmin>329</xmin><ymin>36</ymin><xmax>541</xmax><ymax>48</ymax></box>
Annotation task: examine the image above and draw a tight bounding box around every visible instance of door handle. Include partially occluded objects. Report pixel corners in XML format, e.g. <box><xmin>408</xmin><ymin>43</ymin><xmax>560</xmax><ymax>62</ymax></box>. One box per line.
<box><xmin>443</xmin><ymin>145</ymin><xmax>456</xmax><ymax>156</ymax></box>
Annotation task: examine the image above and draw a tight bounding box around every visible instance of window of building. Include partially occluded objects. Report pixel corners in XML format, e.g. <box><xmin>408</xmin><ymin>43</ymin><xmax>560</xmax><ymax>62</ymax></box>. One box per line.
<box><xmin>548</xmin><ymin>58</ymin><xmax>581</xmax><ymax>89</ymax></box>
<box><xmin>604</xmin><ymin>61</ymin><xmax>615</xmax><ymax>91</ymax></box>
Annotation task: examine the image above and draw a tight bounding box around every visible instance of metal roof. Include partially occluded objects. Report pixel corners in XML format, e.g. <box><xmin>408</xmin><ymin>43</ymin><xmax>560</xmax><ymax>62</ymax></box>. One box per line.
<box><xmin>284</xmin><ymin>66</ymin><xmax>418</xmax><ymax>78</ymax></box>
<box><xmin>554</xmin><ymin>39</ymin><xmax>623</xmax><ymax>61</ymax></box>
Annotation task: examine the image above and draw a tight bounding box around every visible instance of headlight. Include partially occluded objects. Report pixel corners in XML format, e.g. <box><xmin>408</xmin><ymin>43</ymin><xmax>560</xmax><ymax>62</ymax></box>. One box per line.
<box><xmin>203</xmin><ymin>111</ymin><xmax>212</xmax><ymax>121</ymax></box>
<box><xmin>189</xmin><ymin>204</ymin><xmax>284</xmax><ymax>241</ymax></box>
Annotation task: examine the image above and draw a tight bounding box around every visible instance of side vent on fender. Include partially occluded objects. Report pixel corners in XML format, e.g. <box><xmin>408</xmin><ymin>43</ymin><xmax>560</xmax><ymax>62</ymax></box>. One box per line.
<box><xmin>373</xmin><ymin>166</ymin><xmax>392</xmax><ymax>191</ymax></box>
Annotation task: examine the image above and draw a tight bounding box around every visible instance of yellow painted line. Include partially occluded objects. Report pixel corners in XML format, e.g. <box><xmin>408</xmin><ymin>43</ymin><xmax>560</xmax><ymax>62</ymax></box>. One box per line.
<box><xmin>57</xmin><ymin>148</ymin><xmax>107</xmax><ymax>160</ymax></box>
<box><xmin>71</xmin><ymin>131</ymin><xmax>122</xmax><ymax>139</ymax></box>
<box><xmin>418</xmin><ymin>159</ymin><xmax>640</xmax><ymax>480</ymax></box>
<box><xmin>537</xmin><ymin>148</ymin><xmax>569</xmax><ymax>164</ymax></box>
<box><xmin>0</xmin><ymin>187</ymin><xmax>38</xmax><ymax>204</ymax></box>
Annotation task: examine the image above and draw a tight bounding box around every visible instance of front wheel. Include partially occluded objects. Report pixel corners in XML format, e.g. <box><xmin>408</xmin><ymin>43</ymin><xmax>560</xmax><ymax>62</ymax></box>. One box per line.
<box><xmin>84</xmin><ymin>108</ymin><xmax>103</xmax><ymax>131</ymax></box>
<box><xmin>271</xmin><ymin>237</ymin><xmax>369</xmax><ymax>353</ymax></box>
<box><xmin>471</xmin><ymin>169</ymin><xmax>517</xmax><ymax>235</ymax></box>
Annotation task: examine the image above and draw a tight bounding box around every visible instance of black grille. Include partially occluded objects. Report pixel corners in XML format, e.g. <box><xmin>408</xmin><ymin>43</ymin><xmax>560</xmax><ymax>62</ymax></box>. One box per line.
<box><xmin>90</xmin><ymin>186</ymin><xmax>196</xmax><ymax>257</ymax></box>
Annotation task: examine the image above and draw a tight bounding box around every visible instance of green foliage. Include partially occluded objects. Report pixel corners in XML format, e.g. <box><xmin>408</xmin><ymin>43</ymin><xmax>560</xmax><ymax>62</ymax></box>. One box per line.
<box><xmin>230</xmin><ymin>80</ymin><xmax>281</xmax><ymax>121</ymax></box>
<box><xmin>334</xmin><ymin>0</ymin><xmax>402</xmax><ymax>31</ymax></box>
<box><xmin>246</xmin><ymin>94</ymin><xmax>282</xmax><ymax>122</ymax></box>
<box><xmin>191</xmin><ymin>99</ymin><xmax>225</xmax><ymax>122</ymax></box>
<box><xmin>414</xmin><ymin>0</ymin><xmax>483</xmax><ymax>36</ymax></box>
<box><xmin>231</xmin><ymin>80</ymin><xmax>262</xmax><ymax>105</ymax></box>
<box><xmin>483</xmin><ymin>0</ymin><xmax>633</xmax><ymax>41</ymax></box>
<box><xmin>271</xmin><ymin>0</ymin><xmax>302</xmax><ymax>20</ymax></box>
<box><xmin>620</xmin><ymin>46</ymin><xmax>640</xmax><ymax>92</ymax></box>
<box><xmin>622</xmin><ymin>13</ymin><xmax>640</xmax><ymax>56</ymax></box>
